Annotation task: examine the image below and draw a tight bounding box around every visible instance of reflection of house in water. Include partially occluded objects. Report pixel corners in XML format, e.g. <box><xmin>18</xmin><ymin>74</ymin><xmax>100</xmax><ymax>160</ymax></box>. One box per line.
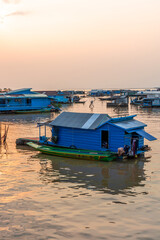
<box><xmin>37</xmin><ymin>155</ymin><xmax>146</xmax><ymax>195</ymax></box>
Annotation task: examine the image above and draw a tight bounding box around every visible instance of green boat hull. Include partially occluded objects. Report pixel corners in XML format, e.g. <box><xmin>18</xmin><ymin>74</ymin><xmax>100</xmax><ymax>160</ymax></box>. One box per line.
<box><xmin>14</xmin><ymin>108</ymin><xmax>54</xmax><ymax>114</ymax></box>
<box><xmin>27</xmin><ymin>142</ymin><xmax>117</xmax><ymax>162</ymax></box>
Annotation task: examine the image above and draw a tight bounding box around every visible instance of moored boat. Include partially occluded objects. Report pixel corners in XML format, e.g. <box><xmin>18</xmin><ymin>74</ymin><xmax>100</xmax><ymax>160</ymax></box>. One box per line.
<box><xmin>27</xmin><ymin>142</ymin><xmax>117</xmax><ymax>162</ymax></box>
<box><xmin>74</xmin><ymin>101</ymin><xmax>86</xmax><ymax>104</ymax></box>
<box><xmin>14</xmin><ymin>107</ymin><xmax>60</xmax><ymax>114</ymax></box>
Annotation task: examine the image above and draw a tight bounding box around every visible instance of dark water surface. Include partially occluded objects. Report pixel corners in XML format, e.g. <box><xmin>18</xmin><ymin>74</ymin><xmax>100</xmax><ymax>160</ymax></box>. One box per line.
<box><xmin>0</xmin><ymin>97</ymin><xmax>160</xmax><ymax>239</ymax></box>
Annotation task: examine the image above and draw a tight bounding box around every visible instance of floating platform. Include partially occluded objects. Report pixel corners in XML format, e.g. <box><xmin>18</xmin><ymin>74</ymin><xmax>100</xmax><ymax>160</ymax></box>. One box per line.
<box><xmin>16</xmin><ymin>137</ymin><xmax>40</xmax><ymax>145</ymax></box>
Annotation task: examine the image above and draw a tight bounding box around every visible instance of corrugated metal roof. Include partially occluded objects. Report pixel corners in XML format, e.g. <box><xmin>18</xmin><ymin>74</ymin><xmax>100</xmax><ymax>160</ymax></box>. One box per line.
<box><xmin>0</xmin><ymin>94</ymin><xmax>48</xmax><ymax>99</ymax></box>
<box><xmin>7</xmin><ymin>88</ymin><xmax>32</xmax><ymax>94</ymax></box>
<box><xmin>49</xmin><ymin>112</ymin><xmax>111</xmax><ymax>129</ymax></box>
<box><xmin>23</xmin><ymin>94</ymin><xmax>48</xmax><ymax>98</ymax></box>
<box><xmin>112</xmin><ymin>119</ymin><xmax>146</xmax><ymax>130</ymax></box>
<box><xmin>127</xmin><ymin>129</ymin><xmax>156</xmax><ymax>141</ymax></box>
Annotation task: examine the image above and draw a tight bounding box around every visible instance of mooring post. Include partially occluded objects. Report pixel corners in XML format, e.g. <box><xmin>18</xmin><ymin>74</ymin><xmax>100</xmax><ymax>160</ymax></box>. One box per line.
<box><xmin>0</xmin><ymin>123</ymin><xmax>2</xmax><ymax>144</ymax></box>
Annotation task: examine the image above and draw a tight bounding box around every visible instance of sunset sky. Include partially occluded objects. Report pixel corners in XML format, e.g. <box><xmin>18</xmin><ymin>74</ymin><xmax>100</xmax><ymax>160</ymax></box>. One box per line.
<box><xmin>0</xmin><ymin>0</ymin><xmax>160</xmax><ymax>90</ymax></box>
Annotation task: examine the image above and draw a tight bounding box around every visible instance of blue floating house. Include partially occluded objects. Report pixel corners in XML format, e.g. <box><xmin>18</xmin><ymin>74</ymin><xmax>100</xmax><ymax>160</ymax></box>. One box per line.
<box><xmin>0</xmin><ymin>88</ymin><xmax>55</xmax><ymax>113</ymax></box>
<box><xmin>38</xmin><ymin>112</ymin><xmax>156</xmax><ymax>154</ymax></box>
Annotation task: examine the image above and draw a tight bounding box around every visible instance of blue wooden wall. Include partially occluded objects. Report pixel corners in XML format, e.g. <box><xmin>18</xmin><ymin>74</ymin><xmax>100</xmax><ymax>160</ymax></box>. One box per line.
<box><xmin>107</xmin><ymin>124</ymin><xmax>125</xmax><ymax>152</ymax></box>
<box><xmin>51</xmin><ymin>122</ymin><xmax>126</xmax><ymax>152</ymax></box>
<box><xmin>31</xmin><ymin>98</ymin><xmax>51</xmax><ymax>108</ymax></box>
<box><xmin>53</xmin><ymin>127</ymin><xmax>101</xmax><ymax>151</ymax></box>
<box><xmin>124</xmin><ymin>133</ymin><xmax>144</xmax><ymax>149</ymax></box>
<box><xmin>51</xmin><ymin>122</ymin><xmax>146</xmax><ymax>153</ymax></box>
<box><xmin>0</xmin><ymin>97</ymin><xmax>51</xmax><ymax>111</ymax></box>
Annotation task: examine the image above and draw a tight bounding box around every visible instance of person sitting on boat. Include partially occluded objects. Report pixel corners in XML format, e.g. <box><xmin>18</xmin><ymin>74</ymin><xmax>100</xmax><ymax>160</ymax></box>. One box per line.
<box><xmin>102</xmin><ymin>141</ymin><xmax>108</xmax><ymax>148</ymax></box>
<box><xmin>118</xmin><ymin>147</ymin><xmax>125</xmax><ymax>156</ymax></box>
<box><xmin>124</xmin><ymin>145</ymin><xmax>130</xmax><ymax>155</ymax></box>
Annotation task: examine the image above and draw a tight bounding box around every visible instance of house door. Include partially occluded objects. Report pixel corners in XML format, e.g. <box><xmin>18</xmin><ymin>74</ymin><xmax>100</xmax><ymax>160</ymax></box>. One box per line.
<box><xmin>131</xmin><ymin>133</ymin><xmax>139</xmax><ymax>154</ymax></box>
<box><xmin>101</xmin><ymin>130</ymin><xmax>109</xmax><ymax>149</ymax></box>
<box><xmin>26</xmin><ymin>98</ymin><xmax>32</xmax><ymax>106</ymax></box>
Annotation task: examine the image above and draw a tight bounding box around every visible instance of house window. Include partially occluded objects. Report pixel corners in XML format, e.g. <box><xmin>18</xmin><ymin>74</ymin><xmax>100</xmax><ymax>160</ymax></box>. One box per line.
<box><xmin>0</xmin><ymin>99</ymin><xmax>5</xmax><ymax>104</ymax></box>
<box><xmin>14</xmin><ymin>99</ymin><xmax>22</xmax><ymax>103</ymax></box>
<box><xmin>26</xmin><ymin>98</ymin><xmax>31</xmax><ymax>105</ymax></box>
<box><xmin>101</xmin><ymin>130</ymin><xmax>109</xmax><ymax>148</ymax></box>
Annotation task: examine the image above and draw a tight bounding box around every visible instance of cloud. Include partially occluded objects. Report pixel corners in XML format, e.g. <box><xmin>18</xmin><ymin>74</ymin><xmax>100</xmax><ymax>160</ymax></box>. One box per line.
<box><xmin>2</xmin><ymin>0</ymin><xmax>21</xmax><ymax>4</ymax></box>
<box><xmin>6</xmin><ymin>11</ymin><xmax>30</xmax><ymax>17</ymax></box>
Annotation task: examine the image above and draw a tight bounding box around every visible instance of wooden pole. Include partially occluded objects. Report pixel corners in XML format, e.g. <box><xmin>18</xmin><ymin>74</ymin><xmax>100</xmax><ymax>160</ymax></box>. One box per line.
<box><xmin>39</xmin><ymin>126</ymin><xmax>41</xmax><ymax>140</ymax></box>
<box><xmin>45</xmin><ymin>125</ymin><xmax>46</xmax><ymax>138</ymax></box>
<box><xmin>0</xmin><ymin>123</ymin><xmax>1</xmax><ymax>144</ymax></box>
<box><xmin>3</xmin><ymin>125</ymin><xmax>9</xmax><ymax>144</ymax></box>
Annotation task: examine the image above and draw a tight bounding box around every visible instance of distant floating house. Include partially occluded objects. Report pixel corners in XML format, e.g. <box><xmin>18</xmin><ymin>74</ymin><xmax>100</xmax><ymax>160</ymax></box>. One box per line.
<box><xmin>0</xmin><ymin>88</ymin><xmax>55</xmax><ymax>113</ymax></box>
<box><xmin>141</xmin><ymin>97</ymin><xmax>160</xmax><ymax>107</ymax></box>
<box><xmin>107</xmin><ymin>94</ymin><xmax>128</xmax><ymax>107</ymax></box>
<box><xmin>38</xmin><ymin>112</ymin><xmax>156</xmax><ymax>155</ymax></box>
<box><xmin>89</xmin><ymin>89</ymin><xmax>125</xmax><ymax>97</ymax></box>
<box><xmin>89</xmin><ymin>89</ymin><xmax>111</xmax><ymax>96</ymax></box>
<box><xmin>37</xmin><ymin>90</ymin><xmax>82</xmax><ymax>103</ymax></box>
<box><xmin>131</xmin><ymin>89</ymin><xmax>160</xmax><ymax>106</ymax></box>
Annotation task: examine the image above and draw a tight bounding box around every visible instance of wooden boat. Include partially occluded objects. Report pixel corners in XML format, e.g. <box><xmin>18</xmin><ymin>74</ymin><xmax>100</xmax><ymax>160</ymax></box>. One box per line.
<box><xmin>14</xmin><ymin>107</ymin><xmax>60</xmax><ymax>114</ymax></box>
<box><xmin>99</xmin><ymin>97</ymin><xmax>109</xmax><ymax>101</ymax></box>
<box><xmin>74</xmin><ymin>101</ymin><xmax>86</xmax><ymax>104</ymax></box>
<box><xmin>27</xmin><ymin>142</ymin><xmax>117</xmax><ymax>162</ymax></box>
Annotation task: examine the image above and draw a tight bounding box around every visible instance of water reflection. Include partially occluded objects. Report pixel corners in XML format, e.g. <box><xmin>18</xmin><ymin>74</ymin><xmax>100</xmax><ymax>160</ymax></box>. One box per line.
<box><xmin>1</xmin><ymin>98</ymin><xmax>159</xmax><ymax>239</ymax></box>
<box><xmin>0</xmin><ymin>143</ymin><xmax>8</xmax><ymax>156</ymax></box>
<box><xmin>0</xmin><ymin>112</ymin><xmax>59</xmax><ymax>124</ymax></box>
<box><xmin>139</xmin><ymin>107</ymin><xmax>160</xmax><ymax>116</ymax></box>
<box><xmin>34</xmin><ymin>153</ymin><xmax>147</xmax><ymax>195</ymax></box>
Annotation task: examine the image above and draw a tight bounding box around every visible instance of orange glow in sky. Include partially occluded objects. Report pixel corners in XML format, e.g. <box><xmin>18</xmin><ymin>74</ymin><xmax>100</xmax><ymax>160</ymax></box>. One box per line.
<box><xmin>0</xmin><ymin>0</ymin><xmax>160</xmax><ymax>90</ymax></box>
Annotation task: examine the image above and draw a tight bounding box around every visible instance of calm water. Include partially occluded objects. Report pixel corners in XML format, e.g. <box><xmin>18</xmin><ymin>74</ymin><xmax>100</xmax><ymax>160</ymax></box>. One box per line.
<box><xmin>0</xmin><ymin>97</ymin><xmax>160</xmax><ymax>240</ymax></box>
